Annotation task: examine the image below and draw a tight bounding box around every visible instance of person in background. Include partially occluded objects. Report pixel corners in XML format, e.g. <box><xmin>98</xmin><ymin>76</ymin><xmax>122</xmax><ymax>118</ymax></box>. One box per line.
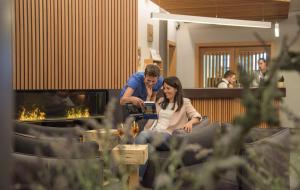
<box><xmin>119</xmin><ymin>64</ymin><xmax>164</xmax><ymax>107</ymax></box>
<box><xmin>217</xmin><ymin>70</ymin><xmax>236</xmax><ymax>88</ymax></box>
<box><xmin>252</xmin><ymin>58</ymin><xmax>268</xmax><ymax>87</ymax></box>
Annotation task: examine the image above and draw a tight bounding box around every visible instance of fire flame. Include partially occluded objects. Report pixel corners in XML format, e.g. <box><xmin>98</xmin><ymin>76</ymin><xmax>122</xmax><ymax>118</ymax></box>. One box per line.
<box><xmin>19</xmin><ymin>107</ymin><xmax>46</xmax><ymax>121</ymax></box>
<box><xmin>66</xmin><ymin>107</ymin><xmax>90</xmax><ymax>119</ymax></box>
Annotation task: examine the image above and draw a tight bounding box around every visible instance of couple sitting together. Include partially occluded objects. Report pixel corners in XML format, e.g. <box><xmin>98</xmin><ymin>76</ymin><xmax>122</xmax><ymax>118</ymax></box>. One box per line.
<box><xmin>119</xmin><ymin>64</ymin><xmax>203</xmax><ymax>181</ymax></box>
<box><xmin>119</xmin><ymin>64</ymin><xmax>202</xmax><ymax>150</ymax></box>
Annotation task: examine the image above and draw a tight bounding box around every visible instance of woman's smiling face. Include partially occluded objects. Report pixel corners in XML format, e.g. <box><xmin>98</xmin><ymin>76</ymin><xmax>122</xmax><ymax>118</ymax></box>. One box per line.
<box><xmin>163</xmin><ymin>82</ymin><xmax>177</xmax><ymax>101</ymax></box>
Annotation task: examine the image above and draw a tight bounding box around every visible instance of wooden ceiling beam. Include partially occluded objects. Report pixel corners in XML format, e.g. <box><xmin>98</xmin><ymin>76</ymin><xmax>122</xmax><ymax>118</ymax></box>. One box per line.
<box><xmin>150</xmin><ymin>0</ymin><xmax>290</xmax><ymax>21</ymax></box>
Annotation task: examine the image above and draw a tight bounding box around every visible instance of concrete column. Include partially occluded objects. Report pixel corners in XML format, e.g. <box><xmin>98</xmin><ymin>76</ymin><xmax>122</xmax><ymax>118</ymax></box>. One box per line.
<box><xmin>0</xmin><ymin>0</ymin><xmax>13</xmax><ymax>188</ymax></box>
<box><xmin>159</xmin><ymin>20</ymin><xmax>168</xmax><ymax>77</ymax></box>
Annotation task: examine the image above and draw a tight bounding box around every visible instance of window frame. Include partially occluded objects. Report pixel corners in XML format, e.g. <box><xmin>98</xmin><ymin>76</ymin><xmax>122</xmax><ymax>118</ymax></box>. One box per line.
<box><xmin>195</xmin><ymin>42</ymin><xmax>272</xmax><ymax>88</ymax></box>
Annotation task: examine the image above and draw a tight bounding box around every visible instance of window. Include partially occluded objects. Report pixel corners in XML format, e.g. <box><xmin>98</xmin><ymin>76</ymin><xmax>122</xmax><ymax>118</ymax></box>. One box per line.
<box><xmin>196</xmin><ymin>43</ymin><xmax>270</xmax><ymax>88</ymax></box>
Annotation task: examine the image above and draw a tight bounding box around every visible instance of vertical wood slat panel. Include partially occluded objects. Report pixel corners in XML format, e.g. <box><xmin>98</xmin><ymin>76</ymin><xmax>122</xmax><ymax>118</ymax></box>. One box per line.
<box><xmin>92</xmin><ymin>0</ymin><xmax>96</xmax><ymax>89</ymax></box>
<box><xmin>31</xmin><ymin>0</ymin><xmax>36</xmax><ymax>89</ymax></box>
<box><xmin>112</xmin><ymin>0</ymin><xmax>116</xmax><ymax>88</ymax></box>
<box><xmin>133</xmin><ymin>0</ymin><xmax>137</xmax><ymax>86</ymax></box>
<box><xmin>108</xmin><ymin>0</ymin><xmax>112</xmax><ymax>88</ymax></box>
<box><xmin>68</xmin><ymin>0</ymin><xmax>73</xmax><ymax>89</ymax></box>
<box><xmin>28</xmin><ymin>0</ymin><xmax>33</xmax><ymax>89</ymax></box>
<box><xmin>57</xmin><ymin>0</ymin><xmax>61</xmax><ymax>89</ymax></box>
<box><xmin>71</xmin><ymin>0</ymin><xmax>76</xmax><ymax>89</ymax></box>
<box><xmin>120</xmin><ymin>0</ymin><xmax>123</xmax><ymax>88</ymax></box>
<box><xmin>21</xmin><ymin>0</ymin><xmax>24</xmax><ymax>89</ymax></box>
<box><xmin>50</xmin><ymin>0</ymin><xmax>54</xmax><ymax>89</ymax></box>
<box><xmin>15</xmin><ymin>0</ymin><xmax>20</xmax><ymax>89</ymax></box>
<box><xmin>82</xmin><ymin>0</ymin><xmax>86</xmax><ymax>89</ymax></box>
<box><xmin>13</xmin><ymin>0</ymin><xmax>137</xmax><ymax>90</ymax></box>
<box><xmin>41</xmin><ymin>0</ymin><xmax>46</xmax><ymax>89</ymax></box>
<box><xmin>36</xmin><ymin>0</ymin><xmax>40</xmax><ymax>89</ymax></box>
<box><xmin>95</xmin><ymin>0</ymin><xmax>99</xmax><ymax>88</ymax></box>
<box><xmin>75</xmin><ymin>0</ymin><xmax>79</xmax><ymax>89</ymax></box>
<box><xmin>79</xmin><ymin>0</ymin><xmax>82</xmax><ymax>89</ymax></box>
<box><xmin>89</xmin><ymin>0</ymin><xmax>92</xmax><ymax>89</ymax></box>
<box><xmin>53</xmin><ymin>0</ymin><xmax>57</xmax><ymax>88</ymax></box>
<box><xmin>65</xmin><ymin>0</ymin><xmax>68</xmax><ymax>88</ymax></box>
<box><xmin>125</xmin><ymin>0</ymin><xmax>129</xmax><ymax>88</ymax></box>
<box><xmin>24</xmin><ymin>0</ymin><xmax>28</xmax><ymax>89</ymax></box>
<box><xmin>47</xmin><ymin>0</ymin><xmax>50</xmax><ymax>88</ymax></box>
<box><xmin>191</xmin><ymin>98</ymin><xmax>279</xmax><ymax>128</ymax></box>
<box><xmin>61</xmin><ymin>0</ymin><xmax>65</xmax><ymax>89</ymax></box>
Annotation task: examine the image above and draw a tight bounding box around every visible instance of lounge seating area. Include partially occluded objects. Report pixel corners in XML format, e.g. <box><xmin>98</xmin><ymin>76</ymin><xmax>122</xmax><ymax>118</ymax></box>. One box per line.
<box><xmin>1</xmin><ymin>0</ymin><xmax>300</xmax><ymax>189</ymax></box>
<box><xmin>10</xmin><ymin>119</ymin><xmax>291</xmax><ymax>190</ymax></box>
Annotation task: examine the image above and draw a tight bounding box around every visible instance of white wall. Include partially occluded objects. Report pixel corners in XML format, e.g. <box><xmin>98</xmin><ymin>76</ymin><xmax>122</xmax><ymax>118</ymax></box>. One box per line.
<box><xmin>167</xmin><ymin>21</ymin><xmax>177</xmax><ymax>42</ymax></box>
<box><xmin>138</xmin><ymin>0</ymin><xmax>160</xmax><ymax>71</ymax></box>
<box><xmin>175</xmin><ymin>12</ymin><xmax>300</xmax><ymax>127</ymax></box>
<box><xmin>176</xmin><ymin>22</ymin><xmax>196</xmax><ymax>88</ymax></box>
<box><xmin>275</xmin><ymin>12</ymin><xmax>300</xmax><ymax>127</ymax></box>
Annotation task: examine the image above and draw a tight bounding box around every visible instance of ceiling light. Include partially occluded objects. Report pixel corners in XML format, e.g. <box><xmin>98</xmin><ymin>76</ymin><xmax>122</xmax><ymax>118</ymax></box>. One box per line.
<box><xmin>275</xmin><ymin>22</ymin><xmax>280</xmax><ymax>37</ymax></box>
<box><xmin>151</xmin><ymin>12</ymin><xmax>272</xmax><ymax>28</ymax></box>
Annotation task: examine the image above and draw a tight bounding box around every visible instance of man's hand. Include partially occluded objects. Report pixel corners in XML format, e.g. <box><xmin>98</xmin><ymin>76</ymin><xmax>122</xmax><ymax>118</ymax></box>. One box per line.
<box><xmin>131</xmin><ymin>97</ymin><xmax>144</xmax><ymax>107</ymax></box>
<box><xmin>183</xmin><ymin>122</ymin><xmax>193</xmax><ymax>133</ymax></box>
<box><xmin>146</xmin><ymin>86</ymin><xmax>153</xmax><ymax>101</ymax></box>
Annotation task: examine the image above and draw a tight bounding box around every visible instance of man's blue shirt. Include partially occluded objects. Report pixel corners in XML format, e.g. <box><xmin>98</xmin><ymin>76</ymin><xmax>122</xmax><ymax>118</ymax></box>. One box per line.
<box><xmin>120</xmin><ymin>72</ymin><xmax>163</xmax><ymax>101</ymax></box>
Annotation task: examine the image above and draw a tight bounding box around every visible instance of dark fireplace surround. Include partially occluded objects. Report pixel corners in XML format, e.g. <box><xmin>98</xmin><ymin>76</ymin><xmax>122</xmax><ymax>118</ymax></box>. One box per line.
<box><xmin>15</xmin><ymin>90</ymin><xmax>110</xmax><ymax>124</ymax></box>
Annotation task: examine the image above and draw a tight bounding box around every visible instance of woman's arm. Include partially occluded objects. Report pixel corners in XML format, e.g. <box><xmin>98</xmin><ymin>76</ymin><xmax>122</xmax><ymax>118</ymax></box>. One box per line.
<box><xmin>183</xmin><ymin>98</ymin><xmax>202</xmax><ymax>133</ymax></box>
<box><xmin>183</xmin><ymin>117</ymin><xmax>200</xmax><ymax>133</ymax></box>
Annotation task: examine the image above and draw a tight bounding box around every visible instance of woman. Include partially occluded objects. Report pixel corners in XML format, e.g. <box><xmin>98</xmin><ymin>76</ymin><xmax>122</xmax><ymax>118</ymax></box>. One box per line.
<box><xmin>136</xmin><ymin>76</ymin><xmax>202</xmax><ymax>147</ymax></box>
<box><xmin>135</xmin><ymin>76</ymin><xmax>202</xmax><ymax>181</ymax></box>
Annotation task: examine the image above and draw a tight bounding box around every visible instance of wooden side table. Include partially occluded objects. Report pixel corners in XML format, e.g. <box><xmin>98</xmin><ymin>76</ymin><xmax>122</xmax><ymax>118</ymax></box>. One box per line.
<box><xmin>112</xmin><ymin>144</ymin><xmax>148</xmax><ymax>189</ymax></box>
<box><xmin>82</xmin><ymin>129</ymin><xmax>119</xmax><ymax>150</ymax></box>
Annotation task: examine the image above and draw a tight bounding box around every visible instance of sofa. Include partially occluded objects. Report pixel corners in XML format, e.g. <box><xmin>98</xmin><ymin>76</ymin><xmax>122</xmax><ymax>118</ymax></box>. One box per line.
<box><xmin>140</xmin><ymin>122</ymin><xmax>290</xmax><ymax>190</ymax></box>
<box><xmin>12</xmin><ymin>122</ymin><xmax>104</xmax><ymax>190</ymax></box>
<box><xmin>14</xmin><ymin>121</ymin><xmax>84</xmax><ymax>138</ymax></box>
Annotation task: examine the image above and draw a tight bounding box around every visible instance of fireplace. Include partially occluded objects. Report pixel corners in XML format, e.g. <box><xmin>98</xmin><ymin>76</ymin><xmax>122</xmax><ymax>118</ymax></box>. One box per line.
<box><xmin>15</xmin><ymin>90</ymin><xmax>108</xmax><ymax>123</ymax></box>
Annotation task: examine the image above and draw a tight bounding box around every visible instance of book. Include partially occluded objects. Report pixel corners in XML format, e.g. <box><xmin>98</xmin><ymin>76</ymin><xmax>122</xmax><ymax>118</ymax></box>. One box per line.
<box><xmin>125</xmin><ymin>101</ymin><xmax>158</xmax><ymax>119</ymax></box>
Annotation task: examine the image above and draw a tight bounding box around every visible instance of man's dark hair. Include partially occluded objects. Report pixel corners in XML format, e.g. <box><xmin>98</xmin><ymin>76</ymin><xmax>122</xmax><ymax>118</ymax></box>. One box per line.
<box><xmin>224</xmin><ymin>70</ymin><xmax>235</xmax><ymax>78</ymax></box>
<box><xmin>258</xmin><ymin>58</ymin><xmax>267</xmax><ymax>65</ymax></box>
<box><xmin>144</xmin><ymin>64</ymin><xmax>160</xmax><ymax>77</ymax></box>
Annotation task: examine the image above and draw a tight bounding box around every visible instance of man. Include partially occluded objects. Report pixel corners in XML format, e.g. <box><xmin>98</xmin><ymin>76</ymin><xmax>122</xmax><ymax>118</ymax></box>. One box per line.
<box><xmin>217</xmin><ymin>70</ymin><xmax>236</xmax><ymax>88</ymax></box>
<box><xmin>252</xmin><ymin>58</ymin><xmax>268</xmax><ymax>87</ymax></box>
<box><xmin>120</xmin><ymin>64</ymin><xmax>163</xmax><ymax>107</ymax></box>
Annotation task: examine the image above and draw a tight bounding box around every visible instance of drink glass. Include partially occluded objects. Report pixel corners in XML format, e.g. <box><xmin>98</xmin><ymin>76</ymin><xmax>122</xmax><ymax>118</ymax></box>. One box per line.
<box><xmin>117</xmin><ymin>123</ymin><xmax>125</xmax><ymax>143</ymax></box>
<box><xmin>131</xmin><ymin>121</ymin><xmax>139</xmax><ymax>145</ymax></box>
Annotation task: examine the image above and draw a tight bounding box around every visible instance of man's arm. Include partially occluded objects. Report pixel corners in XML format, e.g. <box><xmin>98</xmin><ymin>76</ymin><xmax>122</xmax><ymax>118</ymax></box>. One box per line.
<box><xmin>120</xmin><ymin>87</ymin><xmax>144</xmax><ymax>107</ymax></box>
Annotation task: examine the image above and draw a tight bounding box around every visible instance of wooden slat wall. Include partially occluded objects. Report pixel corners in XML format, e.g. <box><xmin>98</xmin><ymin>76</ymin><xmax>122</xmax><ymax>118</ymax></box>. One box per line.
<box><xmin>191</xmin><ymin>98</ymin><xmax>280</xmax><ymax>128</ymax></box>
<box><xmin>13</xmin><ymin>0</ymin><xmax>137</xmax><ymax>90</ymax></box>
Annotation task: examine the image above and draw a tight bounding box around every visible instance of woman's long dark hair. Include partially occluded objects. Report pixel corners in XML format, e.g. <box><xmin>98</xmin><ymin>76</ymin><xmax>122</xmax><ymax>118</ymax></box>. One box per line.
<box><xmin>160</xmin><ymin>76</ymin><xmax>184</xmax><ymax>112</ymax></box>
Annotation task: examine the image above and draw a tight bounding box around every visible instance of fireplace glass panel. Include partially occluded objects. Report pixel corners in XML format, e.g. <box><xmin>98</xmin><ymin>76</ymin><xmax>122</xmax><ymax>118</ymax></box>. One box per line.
<box><xmin>15</xmin><ymin>90</ymin><xmax>108</xmax><ymax>121</ymax></box>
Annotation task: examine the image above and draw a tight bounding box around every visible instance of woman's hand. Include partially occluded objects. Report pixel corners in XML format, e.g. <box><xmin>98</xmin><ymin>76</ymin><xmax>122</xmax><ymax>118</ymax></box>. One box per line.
<box><xmin>183</xmin><ymin>122</ymin><xmax>193</xmax><ymax>133</ymax></box>
<box><xmin>146</xmin><ymin>86</ymin><xmax>153</xmax><ymax>101</ymax></box>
